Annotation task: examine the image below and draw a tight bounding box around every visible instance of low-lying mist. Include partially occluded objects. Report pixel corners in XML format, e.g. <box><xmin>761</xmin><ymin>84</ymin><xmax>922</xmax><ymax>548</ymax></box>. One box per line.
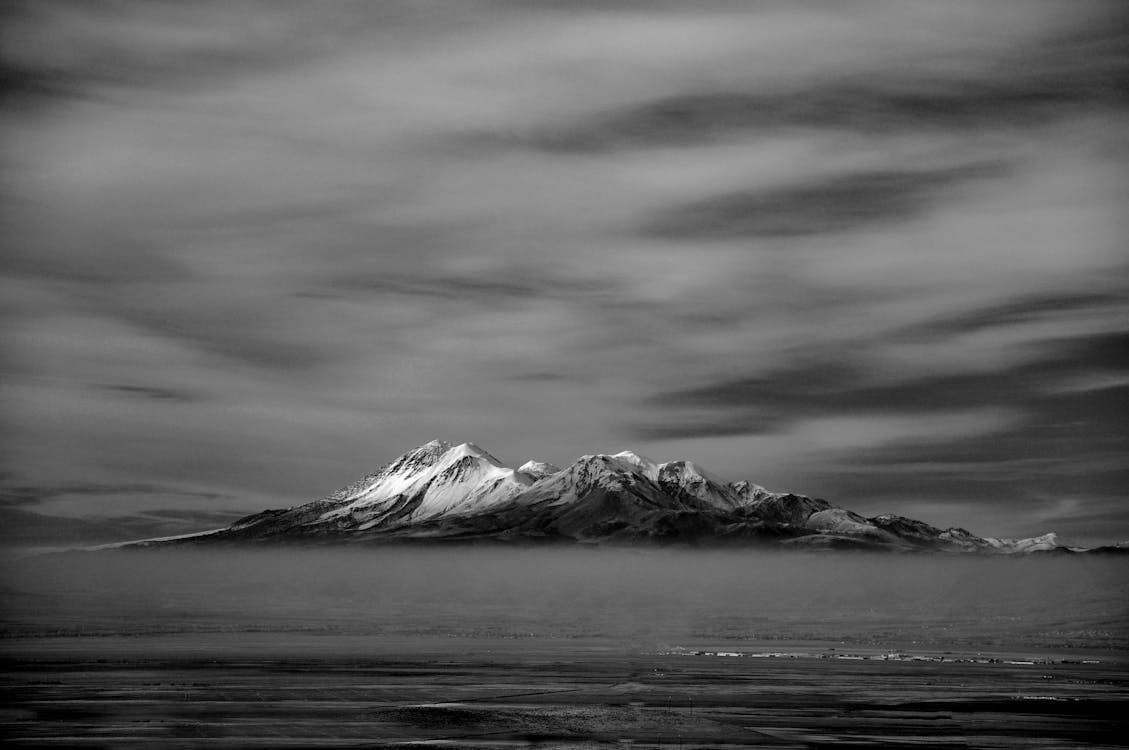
<box><xmin>3</xmin><ymin>547</ymin><xmax>1126</xmax><ymax>650</ymax></box>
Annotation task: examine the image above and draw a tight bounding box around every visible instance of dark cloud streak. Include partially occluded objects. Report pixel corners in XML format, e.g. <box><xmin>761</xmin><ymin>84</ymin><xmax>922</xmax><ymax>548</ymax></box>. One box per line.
<box><xmin>643</xmin><ymin>162</ymin><xmax>1008</xmax><ymax>238</ymax></box>
<box><xmin>525</xmin><ymin>83</ymin><xmax>1100</xmax><ymax>154</ymax></box>
<box><xmin>101</xmin><ymin>384</ymin><xmax>198</xmax><ymax>402</ymax></box>
<box><xmin>336</xmin><ymin>272</ymin><xmax>616</xmax><ymax>304</ymax></box>
<box><xmin>891</xmin><ymin>292</ymin><xmax>1127</xmax><ymax>341</ymax></box>
<box><xmin>1</xmin><ymin>480</ymin><xmax>222</xmax><ymax>507</ymax></box>
<box><xmin>510</xmin><ymin>23</ymin><xmax>1129</xmax><ymax>155</ymax></box>
<box><xmin>649</xmin><ymin>331</ymin><xmax>1129</xmax><ymax>419</ymax></box>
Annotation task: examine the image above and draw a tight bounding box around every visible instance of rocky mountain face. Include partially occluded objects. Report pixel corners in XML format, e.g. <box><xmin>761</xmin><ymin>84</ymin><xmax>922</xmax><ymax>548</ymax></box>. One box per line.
<box><xmin>164</xmin><ymin>439</ymin><xmax>1075</xmax><ymax>553</ymax></box>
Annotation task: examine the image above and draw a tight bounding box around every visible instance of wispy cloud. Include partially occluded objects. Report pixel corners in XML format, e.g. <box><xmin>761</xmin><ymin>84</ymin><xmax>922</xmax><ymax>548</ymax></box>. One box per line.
<box><xmin>643</xmin><ymin>163</ymin><xmax>1009</xmax><ymax>238</ymax></box>
<box><xmin>646</xmin><ymin>330</ymin><xmax>1127</xmax><ymax>417</ymax></box>
<box><xmin>100</xmin><ymin>383</ymin><xmax>198</xmax><ymax>402</ymax></box>
<box><xmin>1</xmin><ymin>0</ymin><xmax>1126</xmax><ymax>543</ymax></box>
<box><xmin>517</xmin><ymin>69</ymin><xmax>1125</xmax><ymax>154</ymax></box>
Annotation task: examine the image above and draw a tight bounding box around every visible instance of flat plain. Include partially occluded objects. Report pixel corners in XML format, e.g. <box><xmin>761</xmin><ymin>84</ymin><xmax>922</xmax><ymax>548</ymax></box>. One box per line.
<box><xmin>2</xmin><ymin>547</ymin><xmax>1126</xmax><ymax>748</ymax></box>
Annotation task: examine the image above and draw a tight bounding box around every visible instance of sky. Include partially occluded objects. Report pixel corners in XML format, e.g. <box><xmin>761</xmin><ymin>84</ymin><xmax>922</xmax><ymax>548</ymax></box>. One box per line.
<box><xmin>1</xmin><ymin>0</ymin><xmax>1126</xmax><ymax>546</ymax></box>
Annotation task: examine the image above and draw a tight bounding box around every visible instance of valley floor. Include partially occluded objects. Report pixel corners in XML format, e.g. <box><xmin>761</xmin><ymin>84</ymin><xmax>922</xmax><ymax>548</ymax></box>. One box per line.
<box><xmin>2</xmin><ymin>634</ymin><xmax>1127</xmax><ymax>748</ymax></box>
<box><xmin>3</xmin><ymin>548</ymin><xmax>1126</xmax><ymax>747</ymax></box>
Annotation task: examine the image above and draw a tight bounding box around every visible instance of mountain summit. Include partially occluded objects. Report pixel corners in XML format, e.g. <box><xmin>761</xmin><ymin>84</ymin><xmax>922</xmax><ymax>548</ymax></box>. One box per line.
<box><xmin>160</xmin><ymin>440</ymin><xmax>1071</xmax><ymax>553</ymax></box>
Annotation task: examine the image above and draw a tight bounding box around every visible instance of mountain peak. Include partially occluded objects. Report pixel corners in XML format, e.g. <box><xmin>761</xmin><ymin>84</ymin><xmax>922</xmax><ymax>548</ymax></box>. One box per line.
<box><xmin>518</xmin><ymin>460</ymin><xmax>561</xmax><ymax>480</ymax></box>
<box><xmin>449</xmin><ymin>441</ymin><xmax>504</xmax><ymax>465</ymax></box>
<box><xmin>401</xmin><ymin>439</ymin><xmax>453</xmax><ymax>466</ymax></box>
<box><xmin>611</xmin><ymin>450</ymin><xmax>654</xmax><ymax>463</ymax></box>
<box><xmin>167</xmin><ymin>439</ymin><xmax>1072</xmax><ymax>555</ymax></box>
<box><xmin>607</xmin><ymin>450</ymin><xmax>660</xmax><ymax>477</ymax></box>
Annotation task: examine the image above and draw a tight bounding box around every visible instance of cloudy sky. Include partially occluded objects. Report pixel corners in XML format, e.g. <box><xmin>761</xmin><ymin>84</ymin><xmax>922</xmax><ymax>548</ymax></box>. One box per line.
<box><xmin>2</xmin><ymin>1</ymin><xmax>1126</xmax><ymax>545</ymax></box>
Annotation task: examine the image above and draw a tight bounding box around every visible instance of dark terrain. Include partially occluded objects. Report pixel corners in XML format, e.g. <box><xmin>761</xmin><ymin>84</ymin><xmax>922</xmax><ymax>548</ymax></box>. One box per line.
<box><xmin>2</xmin><ymin>548</ymin><xmax>1126</xmax><ymax>747</ymax></box>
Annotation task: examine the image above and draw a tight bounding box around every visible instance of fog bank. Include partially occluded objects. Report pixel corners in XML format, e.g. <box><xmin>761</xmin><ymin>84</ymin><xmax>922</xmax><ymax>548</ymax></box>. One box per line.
<box><xmin>3</xmin><ymin>548</ymin><xmax>1125</xmax><ymax>650</ymax></box>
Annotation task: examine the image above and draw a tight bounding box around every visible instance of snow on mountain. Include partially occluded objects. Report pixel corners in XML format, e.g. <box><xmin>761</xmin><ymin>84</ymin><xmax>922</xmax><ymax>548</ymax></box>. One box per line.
<box><xmin>608</xmin><ymin>450</ymin><xmax>661</xmax><ymax>478</ymax></box>
<box><xmin>747</xmin><ymin>493</ymin><xmax>833</xmax><ymax>526</ymax></box>
<box><xmin>517</xmin><ymin>460</ymin><xmax>562</xmax><ymax>481</ymax></box>
<box><xmin>323</xmin><ymin>439</ymin><xmax>452</xmax><ymax>504</ymax></box>
<box><xmin>981</xmin><ymin>532</ymin><xmax>1064</xmax><ymax>554</ymax></box>
<box><xmin>142</xmin><ymin>439</ymin><xmax>1074</xmax><ymax>553</ymax></box>
<box><xmin>518</xmin><ymin>453</ymin><xmax>662</xmax><ymax>508</ymax></box>
<box><xmin>534</xmin><ymin>452</ymin><xmax>742</xmax><ymax>512</ymax></box>
<box><xmin>656</xmin><ymin>460</ymin><xmax>742</xmax><ymax>511</ymax></box>
<box><xmin>729</xmin><ymin>480</ymin><xmax>774</xmax><ymax>504</ymax></box>
<box><xmin>318</xmin><ymin>441</ymin><xmax>530</xmax><ymax>528</ymax></box>
<box><xmin>803</xmin><ymin>508</ymin><xmax>901</xmax><ymax>544</ymax></box>
<box><xmin>510</xmin><ymin>453</ymin><xmax>728</xmax><ymax>543</ymax></box>
<box><xmin>935</xmin><ymin>526</ymin><xmax>995</xmax><ymax>551</ymax></box>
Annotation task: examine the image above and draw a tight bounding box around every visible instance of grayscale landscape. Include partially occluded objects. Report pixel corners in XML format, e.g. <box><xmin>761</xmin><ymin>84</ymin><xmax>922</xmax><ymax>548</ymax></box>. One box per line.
<box><xmin>2</xmin><ymin>0</ymin><xmax>1127</xmax><ymax>747</ymax></box>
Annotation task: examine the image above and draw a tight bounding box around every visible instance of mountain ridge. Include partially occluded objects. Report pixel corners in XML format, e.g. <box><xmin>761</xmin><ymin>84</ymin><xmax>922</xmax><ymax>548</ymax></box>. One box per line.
<box><xmin>139</xmin><ymin>439</ymin><xmax>1095</xmax><ymax>553</ymax></box>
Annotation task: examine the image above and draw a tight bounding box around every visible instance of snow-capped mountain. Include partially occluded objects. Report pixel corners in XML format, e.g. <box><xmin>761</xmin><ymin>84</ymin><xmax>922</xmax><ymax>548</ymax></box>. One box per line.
<box><xmin>517</xmin><ymin>460</ymin><xmax>561</xmax><ymax>481</ymax></box>
<box><xmin>317</xmin><ymin>440</ymin><xmax>529</xmax><ymax>528</ymax></box>
<box><xmin>153</xmin><ymin>439</ymin><xmax>1076</xmax><ymax>553</ymax></box>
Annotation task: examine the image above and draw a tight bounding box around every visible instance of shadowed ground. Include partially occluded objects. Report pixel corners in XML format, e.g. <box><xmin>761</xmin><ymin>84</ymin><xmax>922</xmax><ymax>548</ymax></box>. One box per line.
<box><xmin>2</xmin><ymin>636</ymin><xmax>1127</xmax><ymax>748</ymax></box>
<box><xmin>2</xmin><ymin>548</ymin><xmax>1126</xmax><ymax>747</ymax></box>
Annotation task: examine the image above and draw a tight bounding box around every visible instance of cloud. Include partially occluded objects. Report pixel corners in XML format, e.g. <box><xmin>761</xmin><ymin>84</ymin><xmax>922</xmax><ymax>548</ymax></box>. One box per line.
<box><xmin>519</xmin><ymin>75</ymin><xmax>1123</xmax><ymax>154</ymax></box>
<box><xmin>0</xmin><ymin>503</ymin><xmax>247</xmax><ymax>546</ymax></box>
<box><xmin>639</xmin><ymin>330</ymin><xmax>1128</xmax><ymax>433</ymax></box>
<box><xmin>0</xmin><ymin>0</ymin><xmax>1126</xmax><ymax>544</ymax></box>
<box><xmin>641</xmin><ymin>162</ymin><xmax>1010</xmax><ymax>238</ymax></box>
<box><xmin>891</xmin><ymin>292</ymin><xmax>1125</xmax><ymax>340</ymax></box>
<box><xmin>333</xmin><ymin>269</ymin><xmax>617</xmax><ymax>306</ymax></box>
<box><xmin>0</xmin><ymin>480</ymin><xmax>183</xmax><ymax>507</ymax></box>
<box><xmin>101</xmin><ymin>384</ymin><xmax>198</xmax><ymax>402</ymax></box>
<box><xmin>489</xmin><ymin>7</ymin><xmax>1128</xmax><ymax>154</ymax></box>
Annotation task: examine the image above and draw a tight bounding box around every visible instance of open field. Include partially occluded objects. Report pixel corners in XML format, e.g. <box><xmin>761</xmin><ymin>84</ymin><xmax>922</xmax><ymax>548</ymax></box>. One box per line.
<box><xmin>2</xmin><ymin>548</ymin><xmax>1126</xmax><ymax>747</ymax></box>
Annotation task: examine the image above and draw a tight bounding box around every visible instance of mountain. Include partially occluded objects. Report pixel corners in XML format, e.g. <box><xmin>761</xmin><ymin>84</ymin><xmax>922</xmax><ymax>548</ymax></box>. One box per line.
<box><xmin>140</xmin><ymin>439</ymin><xmax>1074</xmax><ymax>553</ymax></box>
